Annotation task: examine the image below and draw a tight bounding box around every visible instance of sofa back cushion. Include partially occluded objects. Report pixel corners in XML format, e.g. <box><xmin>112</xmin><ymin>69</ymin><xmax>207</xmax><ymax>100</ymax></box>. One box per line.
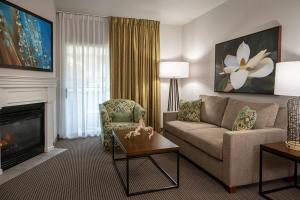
<box><xmin>221</xmin><ymin>99</ymin><xmax>279</xmax><ymax>130</ymax></box>
<box><xmin>200</xmin><ymin>95</ymin><xmax>228</xmax><ymax>126</ymax></box>
<box><xmin>274</xmin><ymin>107</ymin><xmax>287</xmax><ymax>130</ymax></box>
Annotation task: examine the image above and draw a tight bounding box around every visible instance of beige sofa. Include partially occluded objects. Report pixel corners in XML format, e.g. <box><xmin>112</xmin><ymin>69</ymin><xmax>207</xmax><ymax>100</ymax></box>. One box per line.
<box><xmin>163</xmin><ymin>95</ymin><xmax>292</xmax><ymax>192</ymax></box>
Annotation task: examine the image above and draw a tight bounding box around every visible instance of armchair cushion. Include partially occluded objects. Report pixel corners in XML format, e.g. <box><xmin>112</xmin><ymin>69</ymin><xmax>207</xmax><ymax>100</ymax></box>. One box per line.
<box><xmin>104</xmin><ymin>122</ymin><xmax>139</xmax><ymax>133</ymax></box>
<box><xmin>111</xmin><ymin>112</ymin><xmax>133</xmax><ymax>122</ymax></box>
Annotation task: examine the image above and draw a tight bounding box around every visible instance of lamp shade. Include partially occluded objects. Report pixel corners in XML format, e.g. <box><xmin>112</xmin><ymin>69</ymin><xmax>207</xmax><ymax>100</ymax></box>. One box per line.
<box><xmin>159</xmin><ymin>62</ymin><xmax>189</xmax><ymax>78</ymax></box>
<box><xmin>274</xmin><ymin>62</ymin><xmax>300</xmax><ymax>96</ymax></box>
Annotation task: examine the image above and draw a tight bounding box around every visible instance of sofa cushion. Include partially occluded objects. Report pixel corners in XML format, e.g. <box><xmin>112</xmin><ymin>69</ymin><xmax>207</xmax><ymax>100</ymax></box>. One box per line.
<box><xmin>177</xmin><ymin>100</ymin><xmax>201</xmax><ymax>122</ymax></box>
<box><xmin>274</xmin><ymin>107</ymin><xmax>287</xmax><ymax>130</ymax></box>
<box><xmin>221</xmin><ymin>99</ymin><xmax>279</xmax><ymax>130</ymax></box>
<box><xmin>104</xmin><ymin>122</ymin><xmax>139</xmax><ymax>133</ymax></box>
<box><xmin>200</xmin><ymin>95</ymin><xmax>228</xmax><ymax>126</ymax></box>
<box><xmin>185</xmin><ymin>128</ymin><xmax>228</xmax><ymax>160</ymax></box>
<box><xmin>165</xmin><ymin>120</ymin><xmax>217</xmax><ymax>140</ymax></box>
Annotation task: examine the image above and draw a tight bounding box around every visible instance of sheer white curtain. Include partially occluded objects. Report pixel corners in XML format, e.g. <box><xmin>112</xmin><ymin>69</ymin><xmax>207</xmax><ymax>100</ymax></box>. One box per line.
<box><xmin>57</xmin><ymin>12</ymin><xmax>110</xmax><ymax>138</ymax></box>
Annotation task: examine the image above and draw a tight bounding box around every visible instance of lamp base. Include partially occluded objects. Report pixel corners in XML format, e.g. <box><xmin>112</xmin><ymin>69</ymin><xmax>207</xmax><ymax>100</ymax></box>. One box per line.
<box><xmin>285</xmin><ymin>141</ymin><xmax>300</xmax><ymax>151</ymax></box>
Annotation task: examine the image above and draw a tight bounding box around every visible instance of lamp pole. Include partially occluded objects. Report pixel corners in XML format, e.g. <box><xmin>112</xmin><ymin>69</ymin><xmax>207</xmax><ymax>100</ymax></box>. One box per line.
<box><xmin>160</xmin><ymin>61</ymin><xmax>189</xmax><ymax>112</ymax></box>
<box><xmin>168</xmin><ymin>78</ymin><xmax>179</xmax><ymax>111</ymax></box>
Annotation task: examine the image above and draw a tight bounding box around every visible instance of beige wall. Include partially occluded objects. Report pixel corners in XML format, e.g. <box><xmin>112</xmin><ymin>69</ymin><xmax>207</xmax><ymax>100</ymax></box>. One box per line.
<box><xmin>181</xmin><ymin>0</ymin><xmax>300</xmax><ymax>106</ymax></box>
<box><xmin>0</xmin><ymin>0</ymin><xmax>56</xmax><ymax>78</ymax></box>
<box><xmin>160</xmin><ymin>24</ymin><xmax>183</xmax><ymax>126</ymax></box>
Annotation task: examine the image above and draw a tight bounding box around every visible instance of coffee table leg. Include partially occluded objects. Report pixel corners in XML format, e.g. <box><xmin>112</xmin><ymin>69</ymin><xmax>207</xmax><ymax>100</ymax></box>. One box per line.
<box><xmin>177</xmin><ymin>151</ymin><xmax>180</xmax><ymax>187</ymax></box>
<box><xmin>112</xmin><ymin>135</ymin><xmax>115</xmax><ymax>161</ymax></box>
<box><xmin>294</xmin><ymin>161</ymin><xmax>298</xmax><ymax>186</ymax></box>
<box><xmin>126</xmin><ymin>156</ymin><xmax>129</xmax><ymax>196</ymax></box>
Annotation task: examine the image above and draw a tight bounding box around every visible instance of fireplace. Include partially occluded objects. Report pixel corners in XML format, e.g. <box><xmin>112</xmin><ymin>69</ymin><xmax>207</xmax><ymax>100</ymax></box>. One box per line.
<box><xmin>0</xmin><ymin>103</ymin><xmax>45</xmax><ymax>170</ymax></box>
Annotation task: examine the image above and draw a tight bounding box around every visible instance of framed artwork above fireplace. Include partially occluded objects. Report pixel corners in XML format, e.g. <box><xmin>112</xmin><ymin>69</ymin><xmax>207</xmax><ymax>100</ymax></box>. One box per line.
<box><xmin>214</xmin><ymin>26</ymin><xmax>281</xmax><ymax>95</ymax></box>
<box><xmin>0</xmin><ymin>0</ymin><xmax>53</xmax><ymax>72</ymax></box>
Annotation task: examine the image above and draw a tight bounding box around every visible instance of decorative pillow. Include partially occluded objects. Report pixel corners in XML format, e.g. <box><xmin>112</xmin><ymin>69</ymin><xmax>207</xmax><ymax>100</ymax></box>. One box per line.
<box><xmin>111</xmin><ymin>112</ymin><xmax>133</xmax><ymax>122</ymax></box>
<box><xmin>177</xmin><ymin>100</ymin><xmax>201</xmax><ymax>122</ymax></box>
<box><xmin>232</xmin><ymin>106</ymin><xmax>257</xmax><ymax>131</ymax></box>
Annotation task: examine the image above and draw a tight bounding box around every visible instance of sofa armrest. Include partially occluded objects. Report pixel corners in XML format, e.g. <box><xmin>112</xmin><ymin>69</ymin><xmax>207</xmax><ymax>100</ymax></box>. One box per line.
<box><xmin>163</xmin><ymin>111</ymin><xmax>178</xmax><ymax>132</ymax></box>
<box><xmin>223</xmin><ymin>128</ymin><xmax>288</xmax><ymax>187</ymax></box>
<box><xmin>163</xmin><ymin>111</ymin><xmax>178</xmax><ymax>123</ymax></box>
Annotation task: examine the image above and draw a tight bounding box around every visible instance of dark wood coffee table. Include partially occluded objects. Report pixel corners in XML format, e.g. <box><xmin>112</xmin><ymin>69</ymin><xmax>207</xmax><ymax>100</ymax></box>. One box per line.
<box><xmin>112</xmin><ymin>130</ymin><xmax>180</xmax><ymax>196</ymax></box>
<box><xmin>259</xmin><ymin>142</ymin><xmax>300</xmax><ymax>200</ymax></box>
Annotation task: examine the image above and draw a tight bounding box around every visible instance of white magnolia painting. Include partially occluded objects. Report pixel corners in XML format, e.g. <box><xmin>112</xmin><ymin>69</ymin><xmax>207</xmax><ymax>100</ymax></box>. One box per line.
<box><xmin>215</xmin><ymin>26</ymin><xmax>281</xmax><ymax>94</ymax></box>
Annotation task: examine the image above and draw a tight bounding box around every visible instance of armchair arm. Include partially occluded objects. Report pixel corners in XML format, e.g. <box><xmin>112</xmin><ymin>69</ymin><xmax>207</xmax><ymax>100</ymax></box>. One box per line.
<box><xmin>223</xmin><ymin>128</ymin><xmax>288</xmax><ymax>187</ymax></box>
<box><xmin>133</xmin><ymin>103</ymin><xmax>146</xmax><ymax>122</ymax></box>
<box><xmin>99</xmin><ymin>104</ymin><xmax>110</xmax><ymax>125</ymax></box>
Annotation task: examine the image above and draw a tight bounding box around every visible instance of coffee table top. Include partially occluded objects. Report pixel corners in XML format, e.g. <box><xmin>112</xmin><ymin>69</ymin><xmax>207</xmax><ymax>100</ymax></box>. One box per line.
<box><xmin>113</xmin><ymin>130</ymin><xmax>179</xmax><ymax>157</ymax></box>
<box><xmin>261</xmin><ymin>142</ymin><xmax>300</xmax><ymax>161</ymax></box>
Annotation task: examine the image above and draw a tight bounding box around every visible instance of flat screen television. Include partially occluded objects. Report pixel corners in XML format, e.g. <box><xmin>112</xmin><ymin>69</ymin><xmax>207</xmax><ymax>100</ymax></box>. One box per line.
<box><xmin>0</xmin><ymin>0</ymin><xmax>53</xmax><ymax>72</ymax></box>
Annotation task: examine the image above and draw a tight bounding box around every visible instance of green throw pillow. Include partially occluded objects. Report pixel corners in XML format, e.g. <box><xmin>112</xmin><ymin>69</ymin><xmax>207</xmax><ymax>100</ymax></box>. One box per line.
<box><xmin>232</xmin><ymin>106</ymin><xmax>257</xmax><ymax>131</ymax></box>
<box><xmin>177</xmin><ymin>100</ymin><xmax>201</xmax><ymax>122</ymax></box>
<box><xmin>111</xmin><ymin>112</ymin><xmax>133</xmax><ymax>122</ymax></box>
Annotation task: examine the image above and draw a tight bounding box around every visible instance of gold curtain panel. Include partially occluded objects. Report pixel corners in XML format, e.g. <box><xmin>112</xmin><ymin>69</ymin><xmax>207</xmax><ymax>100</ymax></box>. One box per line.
<box><xmin>109</xmin><ymin>17</ymin><xmax>161</xmax><ymax>131</ymax></box>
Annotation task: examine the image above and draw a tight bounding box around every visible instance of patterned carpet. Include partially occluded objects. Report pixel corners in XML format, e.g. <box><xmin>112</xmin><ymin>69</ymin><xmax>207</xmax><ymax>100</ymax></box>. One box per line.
<box><xmin>0</xmin><ymin>137</ymin><xmax>299</xmax><ymax>200</ymax></box>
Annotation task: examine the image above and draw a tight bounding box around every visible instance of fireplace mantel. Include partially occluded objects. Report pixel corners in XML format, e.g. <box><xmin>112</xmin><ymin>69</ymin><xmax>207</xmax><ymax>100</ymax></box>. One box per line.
<box><xmin>0</xmin><ymin>74</ymin><xmax>57</xmax><ymax>175</ymax></box>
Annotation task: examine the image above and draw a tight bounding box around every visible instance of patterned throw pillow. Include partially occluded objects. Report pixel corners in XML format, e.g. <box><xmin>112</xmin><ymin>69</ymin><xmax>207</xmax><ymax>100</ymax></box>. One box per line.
<box><xmin>232</xmin><ymin>106</ymin><xmax>257</xmax><ymax>131</ymax></box>
<box><xmin>177</xmin><ymin>100</ymin><xmax>201</xmax><ymax>122</ymax></box>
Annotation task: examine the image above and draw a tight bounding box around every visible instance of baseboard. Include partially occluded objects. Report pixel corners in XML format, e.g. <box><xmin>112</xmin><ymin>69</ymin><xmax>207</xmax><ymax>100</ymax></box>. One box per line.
<box><xmin>45</xmin><ymin>146</ymin><xmax>55</xmax><ymax>153</ymax></box>
<box><xmin>284</xmin><ymin>176</ymin><xmax>300</xmax><ymax>182</ymax></box>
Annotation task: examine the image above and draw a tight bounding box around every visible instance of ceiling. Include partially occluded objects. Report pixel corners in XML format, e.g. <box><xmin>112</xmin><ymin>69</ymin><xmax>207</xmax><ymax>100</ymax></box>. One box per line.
<box><xmin>54</xmin><ymin>0</ymin><xmax>227</xmax><ymax>25</ymax></box>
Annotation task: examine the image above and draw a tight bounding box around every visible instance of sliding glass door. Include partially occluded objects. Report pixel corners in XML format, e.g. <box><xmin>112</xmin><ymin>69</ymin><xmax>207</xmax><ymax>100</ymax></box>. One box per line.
<box><xmin>58</xmin><ymin>13</ymin><xmax>109</xmax><ymax>138</ymax></box>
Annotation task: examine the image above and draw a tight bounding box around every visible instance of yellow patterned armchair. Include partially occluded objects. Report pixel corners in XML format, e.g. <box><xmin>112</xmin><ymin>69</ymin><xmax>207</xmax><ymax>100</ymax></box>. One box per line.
<box><xmin>99</xmin><ymin>99</ymin><xmax>146</xmax><ymax>151</ymax></box>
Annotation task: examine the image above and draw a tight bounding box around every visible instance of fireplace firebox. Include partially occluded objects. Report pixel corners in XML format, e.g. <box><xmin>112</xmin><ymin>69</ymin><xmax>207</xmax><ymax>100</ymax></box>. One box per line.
<box><xmin>0</xmin><ymin>103</ymin><xmax>45</xmax><ymax>170</ymax></box>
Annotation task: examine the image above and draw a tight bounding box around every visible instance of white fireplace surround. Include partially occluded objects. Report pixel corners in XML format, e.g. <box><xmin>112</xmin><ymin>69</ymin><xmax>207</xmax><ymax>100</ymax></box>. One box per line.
<box><xmin>0</xmin><ymin>74</ymin><xmax>57</xmax><ymax>175</ymax></box>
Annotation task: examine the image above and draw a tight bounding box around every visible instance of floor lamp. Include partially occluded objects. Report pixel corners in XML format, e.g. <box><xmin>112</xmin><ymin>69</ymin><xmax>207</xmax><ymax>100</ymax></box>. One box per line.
<box><xmin>160</xmin><ymin>62</ymin><xmax>189</xmax><ymax>111</ymax></box>
<box><xmin>275</xmin><ymin>61</ymin><xmax>300</xmax><ymax>151</ymax></box>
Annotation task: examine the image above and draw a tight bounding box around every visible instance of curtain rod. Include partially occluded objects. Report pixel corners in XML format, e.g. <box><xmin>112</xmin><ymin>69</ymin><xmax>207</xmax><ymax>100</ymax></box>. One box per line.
<box><xmin>57</xmin><ymin>10</ymin><xmax>108</xmax><ymax>18</ymax></box>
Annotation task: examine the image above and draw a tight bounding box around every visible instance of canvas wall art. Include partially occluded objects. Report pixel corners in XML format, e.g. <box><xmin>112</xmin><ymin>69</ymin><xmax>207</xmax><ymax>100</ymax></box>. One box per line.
<box><xmin>0</xmin><ymin>0</ymin><xmax>53</xmax><ymax>72</ymax></box>
<box><xmin>214</xmin><ymin>26</ymin><xmax>281</xmax><ymax>94</ymax></box>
